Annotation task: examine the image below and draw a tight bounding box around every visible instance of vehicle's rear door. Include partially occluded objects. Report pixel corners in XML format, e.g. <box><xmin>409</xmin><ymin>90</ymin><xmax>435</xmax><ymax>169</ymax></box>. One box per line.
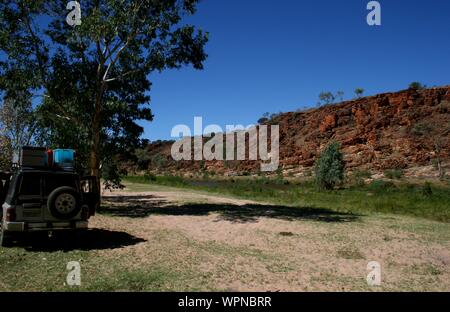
<box><xmin>81</xmin><ymin>176</ymin><xmax>100</xmax><ymax>217</ymax></box>
<box><xmin>16</xmin><ymin>173</ymin><xmax>43</xmax><ymax>220</ymax></box>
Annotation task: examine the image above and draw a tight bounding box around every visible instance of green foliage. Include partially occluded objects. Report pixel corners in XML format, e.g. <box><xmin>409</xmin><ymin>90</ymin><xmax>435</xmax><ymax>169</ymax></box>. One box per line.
<box><xmin>103</xmin><ymin>161</ymin><xmax>125</xmax><ymax>190</ymax></box>
<box><xmin>124</xmin><ymin>176</ymin><xmax>450</xmax><ymax>222</ymax></box>
<box><xmin>0</xmin><ymin>135</ymin><xmax>11</xmax><ymax>171</ymax></box>
<box><xmin>318</xmin><ymin>91</ymin><xmax>346</xmax><ymax>106</ymax></box>
<box><xmin>409</xmin><ymin>82</ymin><xmax>426</xmax><ymax>91</ymax></box>
<box><xmin>314</xmin><ymin>141</ymin><xmax>345</xmax><ymax>190</ymax></box>
<box><xmin>431</xmin><ymin>158</ymin><xmax>440</xmax><ymax>170</ymax></box>
<box><xmin>438</xmin><ymin>101</ymin><xmax>449</xmax><ymax>113</ymax></box>
<box><xmin>350</xmin><ymin>169</ymin><xmax>372</xmax><ymax>187</ymax></box>
<box><xmin>354</xmin><ymin>88</ymin><xmax>364</xmax><ymax>98</ymax></box>
<box><xmin>0</xmin><ymin>0</ymin><xmax>208</xmax><ymax>187</ymax></box>
<box><xmin>422</xmin><ymin>182</ymin><xmax>433</xmax><ymax>197</ymax></box>
<box><xmin>368</xmin><ymin>180</ymin><xmax>396</xmax><ymax>193</ymax></box>
<box><xmin>150</xmin><ymin>154</ymin><xmax>167</xmax><ymax>169</ymax></box>
<box><xmin>318</xmin><ymin>92</ymin><xmax>335</xmax><ymax>106</ymax></box>
<box><xmin>384</xmin><ymin>169</ymin><xmax>404</xmax><ymax>180</ymax></box>
<box><xmin>258</xmin><ymin>112</ymin><xmax>283</xmax><ymax>124</ymax></box>
<box><xmin>411</xmin><ymin>122</ymin><xmax>432</xmax><ymax>136</ymax></box>
<box><xmin>257</xmin><ymin>112</ymin><xmax>270</xmax><ymax>124</ymax></box>
<box><xmin>134</xmin><ymin>148</ymin><xmax>152</xmax><ymax>170</ymax></box>
<box><xmin>128</xmin><ymin>174</ymin><xmax>186</xmax><ymax>187</ymax></box>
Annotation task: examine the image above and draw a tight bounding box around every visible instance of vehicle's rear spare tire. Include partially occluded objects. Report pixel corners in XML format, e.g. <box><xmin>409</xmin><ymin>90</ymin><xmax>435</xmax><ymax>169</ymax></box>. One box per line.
<box><xmin>47</xmin><ymin>187</ymin><xmax>81</xmax><ymax>220</ymax></box>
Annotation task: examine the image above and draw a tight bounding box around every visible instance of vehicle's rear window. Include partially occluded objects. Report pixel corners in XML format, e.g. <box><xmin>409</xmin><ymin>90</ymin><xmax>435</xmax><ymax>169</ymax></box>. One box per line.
<box><xmin>44</xmin><ymin>175</ymin><xmax>77</xmax><ymax>195</ymax></box>
<box><xmin>19</xmin><ymin>174</ymin><xmax>41</xmax><ymax>196</ymax></box>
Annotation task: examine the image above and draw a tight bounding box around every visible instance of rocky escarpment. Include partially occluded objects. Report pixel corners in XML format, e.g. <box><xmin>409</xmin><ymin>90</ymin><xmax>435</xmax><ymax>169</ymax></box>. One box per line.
<box><xmin>126</xmin><ymin>86</ymin><xmax>450</xmax><ymax>178</ymax></box>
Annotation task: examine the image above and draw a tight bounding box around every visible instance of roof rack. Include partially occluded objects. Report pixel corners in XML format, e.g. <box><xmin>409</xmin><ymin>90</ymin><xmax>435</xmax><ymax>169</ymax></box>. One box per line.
<box><xmin>13</xmin><ymin>146</ymin><xmax>76</xmax><ymax>172</ymax></box>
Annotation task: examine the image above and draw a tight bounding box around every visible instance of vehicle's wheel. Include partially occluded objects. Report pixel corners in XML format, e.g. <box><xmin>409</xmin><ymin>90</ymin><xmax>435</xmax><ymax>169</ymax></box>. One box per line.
<box><xmin>47</xmin><ymin>187</ymin><xmax>81</xmax><ymax>220</ymax></box>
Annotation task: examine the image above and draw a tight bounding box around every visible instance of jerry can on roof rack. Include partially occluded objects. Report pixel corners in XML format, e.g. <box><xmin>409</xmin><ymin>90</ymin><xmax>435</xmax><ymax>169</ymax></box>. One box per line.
<box><xmin>53</xmin><ymin>149</ymin><xmax>76</xmax><ymax>169</ymax></box>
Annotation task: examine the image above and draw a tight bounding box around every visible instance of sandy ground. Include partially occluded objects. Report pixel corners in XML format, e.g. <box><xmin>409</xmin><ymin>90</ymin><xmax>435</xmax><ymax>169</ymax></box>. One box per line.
<box><xmin>91</xmin><ymin>185</ymin><xmax>450</xmax><ymax>291</ymax></box>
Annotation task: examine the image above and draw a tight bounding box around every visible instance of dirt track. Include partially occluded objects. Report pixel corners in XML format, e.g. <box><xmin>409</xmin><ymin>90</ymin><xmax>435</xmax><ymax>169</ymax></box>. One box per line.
<box><xmin>89</xmin><ymin>184</ymin><xmax>450</xmax><ymax>291</ymax></box>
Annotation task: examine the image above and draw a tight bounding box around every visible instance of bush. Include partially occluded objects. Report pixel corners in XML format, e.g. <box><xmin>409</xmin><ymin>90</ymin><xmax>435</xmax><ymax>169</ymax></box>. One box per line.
<box><xmin>351</xmin><ymin>169</ymin><xmax>372</xmax><ymax>186</ymax></box>
<box><xmin>103</xmin><ymin>161</ymin><xmax>125</xmax><ymax>190</ymax></box>
<box><xmin>150</xmin><ymin>154</ymin><xmax>167</xmax><ymax>169</ymax></box>
<box><xmin>354</xmin><ymin>88</ymin><xmax>364</xmax><ymax>99</ymax></box>
<box><xmin>314</xmin><ymin>141</ymin><xmax>345</xmax><ymax>190</ymax></box>
<box><xmin>317</xmin><ymin>92</ymin><xmax>335</xmax><ymax>106</ymax></box>
<box><xmin>411</xmin><ymin>122</ymin><xmax>432</xmax><ymax>136</ymax></box>
<box><xmin>409</xmin><ymin>82</ymin><xmax>426</xmax><ymax>91</ymax></box>
<box><xmin>422</xmin><ymin>182</ymin><xmax>433</xmax><ymax>197</ymax></box>
<box><xmin>368</xmin><ymin>180</ymin><xmax>396</xmax><ymax>193</ymax></box>
<box><xmin>134</xmin><ymin>148</ymin><xmax>151</xmax><ymax>170</ymax></box>
<box><xmin>143</xmin><ymin>173</ymin><xmax>157</xmax><ymax>182</ymax></box>
<box><xmin>384</xmin><ymin>169</ymin><xmax>404</xmax><ymax>180</ymax></box>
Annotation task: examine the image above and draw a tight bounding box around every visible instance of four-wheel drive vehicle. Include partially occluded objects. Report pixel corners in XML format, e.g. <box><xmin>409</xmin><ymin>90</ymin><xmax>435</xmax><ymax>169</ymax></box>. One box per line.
<box><xmin>0</xmin><ymin>163</ymin><xmax>100</xmax><ymax>247</ymax></box>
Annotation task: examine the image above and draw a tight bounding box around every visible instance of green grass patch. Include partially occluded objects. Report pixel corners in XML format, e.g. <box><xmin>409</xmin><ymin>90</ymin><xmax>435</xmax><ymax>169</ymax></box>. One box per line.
<box><xmin>123</xmin><ymin>176</ymin><xmax>450</xmax><ymax>222</ymax></box>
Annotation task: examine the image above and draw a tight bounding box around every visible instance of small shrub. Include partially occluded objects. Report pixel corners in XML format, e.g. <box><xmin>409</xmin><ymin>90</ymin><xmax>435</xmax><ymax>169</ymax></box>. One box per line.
<box><xmin>279</xmin><ymin>232</ymin><xmax>294</xmax><ymax>237</ymax></box>
<box><xmin>422</xmin><ymin>182</ymin><xmax>433</xmax><ymax>197</ymax></box>
<box><xmin>317</xmin><ymin>91</ymin><xmax>335</xmax><ymax>107</ymax></box>
<box><xmin>314</xmin><ymin>141</ymin><xmax>345</xmax><ymax>190</ymax></box>
<box><xmin>353</xmin><ymin>169</ymin><xmax>372</xmax><ymax>179</ymax></box>
<box><xmin>368</xmin><ymin>180</ymin><xmax>396</xmax><ymax>192</ymax></box>
<box><xmin>438</xmin><ymin>101</ymin><xmax>449</xmax><ymax>113</ymax></box>
<box><xmin>351</xmin><ymin>169</ymin><xmax>372</xmax><ymax>186</ymax></box>
<box><xmin>409</xmin><ymin>82</ymin><xmax>426</xmax><ymax>91</ymax></box>
<box><xmin>411</xmin><ymin>122</ymin><xmax>432</xmax><ymax>136</ymax></box>
<box><xmin>143</xmin><ymin>173</ymin><xmax>157</xmax><ymax>182</ymax></box>
<box><xmin>431</xmin><ymin>158</ymin><xmax>440</xmax><ymax>170</ymax></box>
<box><xmin>257</xmin><ymin>117</ymin><xmax>269</xmax><ymax>124</ymax></box>
<box><xmin>384</xmin><ymin>169</ymin><xmax>404</xmax><ymax>180</ymax></box>
<box><xmin>150</xmin><ymin>154</ymin><xmax>167</xmax><ymax>169</ymax></box>
<box><xmin>354</xmin><ymin>88</ymin><xmax>364</xmax><ymax>99</ymax></box>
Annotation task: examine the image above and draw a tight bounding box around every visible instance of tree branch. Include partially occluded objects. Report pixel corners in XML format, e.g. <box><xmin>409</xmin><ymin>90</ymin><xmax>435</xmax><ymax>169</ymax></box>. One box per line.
<box><xmin>104</xmin><ymin>69</ymin><xmax>141</xmax><ymax>83</ymax></box>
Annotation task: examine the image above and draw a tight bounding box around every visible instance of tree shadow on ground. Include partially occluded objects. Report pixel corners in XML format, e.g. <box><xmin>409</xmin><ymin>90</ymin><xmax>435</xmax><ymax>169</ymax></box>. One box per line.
<box><xmin>101</xmin><ymin>194</ymin><xmax>360</xmax><ymax>223</ymax></box>
<box><xmin>9</xmin><ymin>229</ymin><xmax>146</xmax><ymax>252</ymax></box>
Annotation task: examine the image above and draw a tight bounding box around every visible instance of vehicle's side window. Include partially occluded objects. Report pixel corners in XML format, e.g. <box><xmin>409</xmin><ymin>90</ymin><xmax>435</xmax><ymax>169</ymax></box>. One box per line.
<box><xmin>19</xmin><ymin>174</ymin><xmax>41</xmax><ymax>196</ymax></box>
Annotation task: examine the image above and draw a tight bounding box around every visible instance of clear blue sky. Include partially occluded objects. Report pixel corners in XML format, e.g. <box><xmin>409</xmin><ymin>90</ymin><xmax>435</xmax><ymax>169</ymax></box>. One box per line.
<box><xmin>143</xmin><ymin>0</ymin><xmax>450</xmax><ymax>140</ymax></box>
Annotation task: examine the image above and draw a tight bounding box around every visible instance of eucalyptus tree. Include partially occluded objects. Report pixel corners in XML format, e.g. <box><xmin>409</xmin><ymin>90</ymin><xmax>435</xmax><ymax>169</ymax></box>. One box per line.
<box><xmin>0</xmin><ymin>0</ymin><xmax>208</xmax><ymax>182</ymax></box>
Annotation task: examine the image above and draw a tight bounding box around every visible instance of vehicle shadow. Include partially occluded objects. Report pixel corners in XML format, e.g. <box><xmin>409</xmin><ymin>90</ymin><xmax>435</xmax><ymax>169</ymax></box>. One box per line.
<box><xmin>101</xmin><ymin>194</ymin><xmax>360</xmax><ymax>223</ymax></box>
<box><xmin>11</xmin><ymin>229</ymin><xmax>146</xmax><ymax>252</ymax></box>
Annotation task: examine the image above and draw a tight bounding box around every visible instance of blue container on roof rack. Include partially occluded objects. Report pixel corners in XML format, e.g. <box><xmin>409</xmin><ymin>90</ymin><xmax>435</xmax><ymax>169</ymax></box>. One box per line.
<box><xmin>53</xmin><ymin>149</ymin><xmax>75</xmax><ymax>169</ymax></box>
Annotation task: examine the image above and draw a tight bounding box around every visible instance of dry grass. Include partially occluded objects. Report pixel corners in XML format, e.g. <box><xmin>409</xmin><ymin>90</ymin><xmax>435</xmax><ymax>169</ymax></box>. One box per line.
<box><xmin>1</xmin><ymin>182</ymin><xmax>449</xmax><ymax>291</ymax></box>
